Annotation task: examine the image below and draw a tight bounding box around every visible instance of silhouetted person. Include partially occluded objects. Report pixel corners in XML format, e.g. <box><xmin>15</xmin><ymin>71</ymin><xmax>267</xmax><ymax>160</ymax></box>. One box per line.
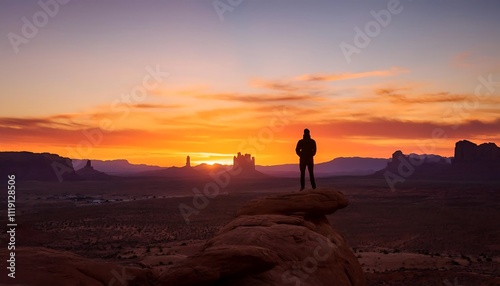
<box><xmin>295</xmin><ymin>128</ymin><xmax>316</xmax><ymax>190</ymax></box>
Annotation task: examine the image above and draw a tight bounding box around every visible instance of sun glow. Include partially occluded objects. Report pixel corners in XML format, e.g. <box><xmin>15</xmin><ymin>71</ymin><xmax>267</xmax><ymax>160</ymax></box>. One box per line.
<box><xmin>192</xmin><ymin>159</ymin><xmax>233</xmax><ymax>166</ymax></box>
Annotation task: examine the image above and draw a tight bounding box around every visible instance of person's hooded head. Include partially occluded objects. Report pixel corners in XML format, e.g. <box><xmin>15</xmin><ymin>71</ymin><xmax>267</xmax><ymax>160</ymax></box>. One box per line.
<box><xmin>303</xmin><ymin>128</ymin><xmax>311</xmax><ymax>139</ymax></box>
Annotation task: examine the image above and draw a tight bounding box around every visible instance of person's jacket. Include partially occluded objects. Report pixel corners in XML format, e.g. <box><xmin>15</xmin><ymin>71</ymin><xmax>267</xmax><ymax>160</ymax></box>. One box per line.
<box><xmin>295</xmin><ymin>135</ymin><xmax>316</xmax><ymax>159</ymax></box>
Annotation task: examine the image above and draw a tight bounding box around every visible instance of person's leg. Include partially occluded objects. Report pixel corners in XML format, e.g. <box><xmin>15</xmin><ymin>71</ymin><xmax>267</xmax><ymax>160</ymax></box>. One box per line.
<box><xmin>299</xmin><ymin>159</ymin><xmax>306</xmax><ymax>190</ymax></box>
<box><xmin>308</xmin><ymin>159</ymin><xmax>316</xmax><ymax>189</ymax></box>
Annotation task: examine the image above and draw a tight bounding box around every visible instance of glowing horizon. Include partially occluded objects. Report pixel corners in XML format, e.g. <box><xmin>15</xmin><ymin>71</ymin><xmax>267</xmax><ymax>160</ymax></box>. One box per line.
<box><xmin>1</xmin><ymin>1</ymin><xmax>500</xmax><ymax>167</ymax></box>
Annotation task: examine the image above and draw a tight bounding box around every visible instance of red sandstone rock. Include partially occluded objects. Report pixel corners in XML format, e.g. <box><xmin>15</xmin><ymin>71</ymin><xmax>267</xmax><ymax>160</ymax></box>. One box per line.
<box><xmin>142</xmin><ymin>189</ymin><xmax>366</xmax><ymax>286</ymax></box>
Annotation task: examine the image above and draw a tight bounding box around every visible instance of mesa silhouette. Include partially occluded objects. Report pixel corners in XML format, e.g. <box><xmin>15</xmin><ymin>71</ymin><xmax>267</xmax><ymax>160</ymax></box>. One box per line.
<box><xmin>1</xmin><ymin>140</ymin><xmax>499</xmax><ymax>182</ymax></box>
<box><xmin>373</xmin><ymin>139</ymin><xmax>500</xmax><ymax>181</ymax></box>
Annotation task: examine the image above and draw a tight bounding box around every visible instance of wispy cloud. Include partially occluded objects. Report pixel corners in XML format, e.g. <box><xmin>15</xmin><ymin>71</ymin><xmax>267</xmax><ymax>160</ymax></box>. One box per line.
<box><xmin>4</xmin><ymin>113</ymin><xmax>500</xmax><ymax>147</ymax></box>
<box><xmin>0</xmin><ymin>115</ymin><xmax>86</xmax><ymax>129</ymax></box>
<box><xmin>295</xmin><ymin>66</ymin><xmax>409</xmax><ymax>82</ymax></box>
<box><xmin>375</xmin><ymin>88</ymin><xmax>470</xmax><ymax>104</ymax></box>
<box><xmin>294</xmin><ymin>118</ymin><xmax>500</xmax><ymax>141</ymax></box>
<box><xmin>451</xmin><ymin>51</ymin><xmax>473</xmax><ymax>69</ymax></box>
<box><xmin>132</xmin><ymin>103</ymin><xmax>183</xmax><ymax>109</ymax></box>
<box><xmin>250</xmin><ymin>79</ymin><xmax>305</xmax><ymax>92</ymax></box>
<box><xmin>198</xmin><ymin>93</ymin><xmax>314</xmax><ymax>103</ymax></box>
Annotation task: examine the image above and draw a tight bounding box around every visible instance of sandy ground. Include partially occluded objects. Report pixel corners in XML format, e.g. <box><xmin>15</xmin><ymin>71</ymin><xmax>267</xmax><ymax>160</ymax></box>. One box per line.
<box><xmin>1</xmin><ymin>176</ymin><xmax>499</xmax><ymax>285</ymax></box>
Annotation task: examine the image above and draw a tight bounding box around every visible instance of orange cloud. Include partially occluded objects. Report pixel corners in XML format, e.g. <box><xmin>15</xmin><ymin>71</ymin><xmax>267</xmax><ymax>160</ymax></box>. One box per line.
<box><xmin>3</xmin><ymin>110</ymin><xmax>500</xmax><ymax>166</ymax></box>
<box><xmin>2</xmin><ymin>67</ymin><xmax>500</xmax><ymax>166</ymax></box>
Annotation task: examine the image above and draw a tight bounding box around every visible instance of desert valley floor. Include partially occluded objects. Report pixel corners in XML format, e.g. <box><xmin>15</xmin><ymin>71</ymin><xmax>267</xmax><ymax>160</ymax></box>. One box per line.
<box><xmin>1</xmin><ymin>176</ymin><xmax>500</xmax><ymax>285</ymax></box>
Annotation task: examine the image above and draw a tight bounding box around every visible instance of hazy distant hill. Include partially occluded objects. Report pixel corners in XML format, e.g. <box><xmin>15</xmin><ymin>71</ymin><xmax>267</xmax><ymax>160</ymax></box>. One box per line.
<box><xmin>72</xmin><ymin>159</ymin><xmax>164</xmax><ymax>175</ymax></box>
<box><xmin>137</xmin><ymin>163</ymin><xmax>267</xmax><ymax>179</ymax></box>
<box><xmin>73</xmin><ymin>157</ymin><xmax>389</xmax><ymax>178</ymax></box>
<box><xmin>372</xmin><ymin>151</ymin><xmax>451</xmax><ymax>180</ymax></box>
<box><xmin>75</xmin><ymin>157</ymin><xmax>269</xmax><ymax>179</ymax></box>
<box><xmin>134</xmin><ymin>163</ymin><xmax>228</xmax><ymax>177</ymax></box>
<box><xmin>256</xmin><ymin>157</ymin><xmax>389</xmax><ymax>177</ymax></box>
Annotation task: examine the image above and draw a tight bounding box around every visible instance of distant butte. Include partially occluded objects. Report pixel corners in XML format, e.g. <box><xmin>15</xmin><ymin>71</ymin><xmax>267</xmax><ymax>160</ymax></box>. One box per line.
<box><xmin>453</xmin><ymin>140</ymin><xmax>500</xmax><ymax>165</ymax></box>
<box><xmin>75</xmin><ymin>160</ymin><xmax>113</xmax><ymax>180</ymax></box>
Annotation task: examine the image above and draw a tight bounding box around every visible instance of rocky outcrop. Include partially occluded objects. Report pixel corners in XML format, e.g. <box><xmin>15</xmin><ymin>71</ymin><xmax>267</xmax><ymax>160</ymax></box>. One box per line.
<box><xmin>134</xmin><ymin>189</ymin><xmax>365</xmax><ymax>286</ymax></box>
<box><xmin>0</xmin><ymin>151</ymin><xmax>80</xmax><ymax>181</ymax></box>
<box><xmin>236</xmin><ymin>189</ymin><xmax>348</xmax><ymax>217</ymax></box>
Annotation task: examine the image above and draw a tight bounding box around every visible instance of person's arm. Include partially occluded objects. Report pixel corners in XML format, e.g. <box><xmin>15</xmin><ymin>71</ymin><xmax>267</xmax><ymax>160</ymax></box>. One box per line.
<box><xmin>312</xmin><ymin>140</ymin><xmax>317</xmax><ymax>156</ymax></box>
<box><xmin>295</xmin><ymin>140</ymin><xmax>302</xmax><ymax>157</ymax></box>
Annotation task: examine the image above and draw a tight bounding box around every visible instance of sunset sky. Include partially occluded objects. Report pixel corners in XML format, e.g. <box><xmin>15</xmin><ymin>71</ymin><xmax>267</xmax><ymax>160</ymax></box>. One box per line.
<box><xmin>1</xmin><ymin>0</ymin><xmax>500</xmax><ymax>166</ymax></box>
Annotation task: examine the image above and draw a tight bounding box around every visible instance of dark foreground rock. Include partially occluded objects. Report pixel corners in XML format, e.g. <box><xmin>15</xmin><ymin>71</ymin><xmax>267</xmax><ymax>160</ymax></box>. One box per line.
<box><xmin>134</xmin><ymin>189</ymin><xmax>366</xmax><ymax>286</ymax></box>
